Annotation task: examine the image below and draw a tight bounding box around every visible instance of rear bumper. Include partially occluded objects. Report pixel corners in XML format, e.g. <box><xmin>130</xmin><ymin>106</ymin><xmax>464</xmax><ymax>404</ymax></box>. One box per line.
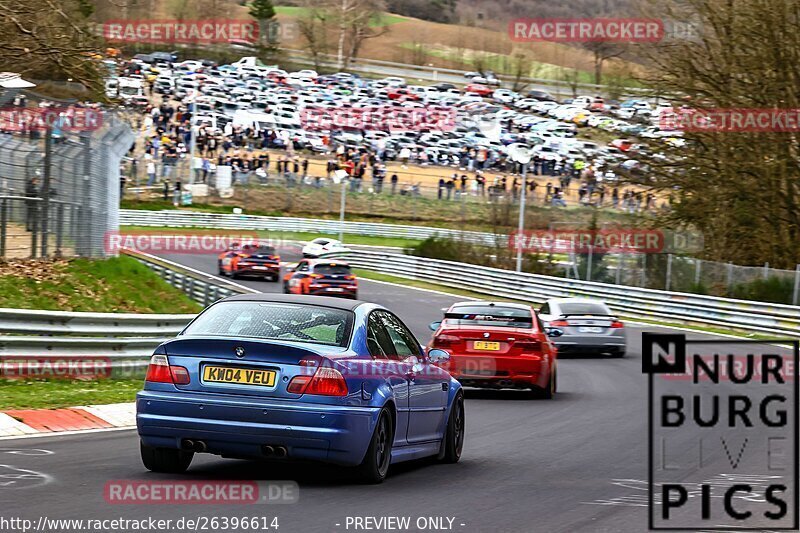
<box><xmin>554</xmin><ymin>334</ymin><xmax>626</xmax><ymax>354</ymax></box>
<box><xmin>440</xmin><ymin>354</ymin><xmax>550</xmax><ymax>388</ymax></box>
<box><xmin>136</xmin><ymin>390</ymin><xmax>379</xmax><ymax>466</ymax></box>
<box><xmin>308</xmin><ymin>286</ymin><xmax>357</xmax><ymax>298</ymax></box>
<box><xmin>235</xmin><ymin>265</ymin><xmax>279</xmax><ymax>276</ymax></box>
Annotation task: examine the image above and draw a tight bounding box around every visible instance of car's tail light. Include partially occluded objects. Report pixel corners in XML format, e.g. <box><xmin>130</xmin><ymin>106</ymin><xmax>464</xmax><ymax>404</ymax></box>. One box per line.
<box><xmin>433</xmin><ymin>334</ymin><xmax>460</xmax><ymax>347</ymax></box>
<box><xmin>287</xmin><ymin>366</ymin><xmax>348</xmax><ymax>396</ymax></box>
<box><xmin>611</xmin><ymin>320</ymin><xmax>624</xmax><ymax>328</ymax></box>
<box><xmin>269</xmin><ymin>255</ymin><xmax>280</xmax><ymax>261</ymax></box>
<box><xmin>514</xmin><ymin>340</ymin><xmax>542</xmax><ymax>352</ymax></box>
<box><xmin>309</xmin><ymin>273</ymin><xmax>324</xmax><ymax>279</ymax></box>
<box><xmin>549</xmin><ymin>319</ymin><xmax>569</xmax><ymax>327</ymax></box>
<box><xmin>344</xmin><ymin>275</ymin><xmax>356</xmax><ymax>280</ymax></box>
<box><xmin>145</xmin><ymin>354</ymin><xmax>190</xmax><ymax>385</ymax></box>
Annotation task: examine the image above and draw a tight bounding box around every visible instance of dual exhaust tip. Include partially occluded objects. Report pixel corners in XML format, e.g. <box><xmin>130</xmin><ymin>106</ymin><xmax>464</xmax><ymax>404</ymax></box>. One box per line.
<box><xmin>181</xmin><ymin>439</ymin><xmax>207</xmax><ymax>453</ymax></box>
<box><xmin>262</xmin><ymin>445</ymin><xmax>288</xmax><ymax>458</ymax></box>
<box><xmin>179</xmin><ymin>440</ymin><xmax>288</xmax><ymax>458</ymax></box>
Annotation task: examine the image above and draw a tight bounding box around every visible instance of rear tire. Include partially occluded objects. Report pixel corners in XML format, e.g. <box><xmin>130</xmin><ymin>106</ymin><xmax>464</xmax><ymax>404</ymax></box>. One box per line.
<box><xmin>140</xmin><ymin>440</ymin><xmax>193</xmax><ymax>473</ymax></box>
<box><xmin>439</xmin><ymin>392</ymin><xmax>464</xmax><ymax>463</ymax></box>
<box><xmin>355</xmin><ymin>409</ymin><xmax>393</xmax><ymax>483</ymax></box>
<box><xmin>610</xmin><ymin>348</ymin><xmax>626</xmax><ymax>358</ymax></box>
<box><xmin>533</xmin><ymin>367</ymin><xmax>556</xmax><ymax>399</ymax></box>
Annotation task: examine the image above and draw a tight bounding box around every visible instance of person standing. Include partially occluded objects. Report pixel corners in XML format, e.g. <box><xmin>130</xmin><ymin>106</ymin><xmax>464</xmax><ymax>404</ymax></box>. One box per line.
<box><xmin>390</xmin><ymin>173</ymin><xmax>398</xmax><ymax>195</ymax></box>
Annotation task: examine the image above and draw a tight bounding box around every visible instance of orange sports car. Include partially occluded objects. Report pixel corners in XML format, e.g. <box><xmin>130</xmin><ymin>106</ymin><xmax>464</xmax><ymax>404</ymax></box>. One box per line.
<box><xmin>282</xmin><ymin>259</ymin><xmax>358</xmax><ymax>299</ymax></box>
<box><xmin>217</xmin><ymin>243</ymin><xmax>281</xmax><ymax>281</ymax></box>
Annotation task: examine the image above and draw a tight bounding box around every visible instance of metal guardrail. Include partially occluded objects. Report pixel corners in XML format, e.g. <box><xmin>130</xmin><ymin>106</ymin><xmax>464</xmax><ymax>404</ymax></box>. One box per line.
<box><xmin>119</xmin><ymin>209</ymin><xmax>499</xmax><ymax>244</ymax></box>
<box><xmin>334</xmin><ymin>250</ymin><xmax>800</xmax><ymax>338</ymax></box>
<box><xmin>0</xmin><ymin>249</ymin><xmax>253</xmax><ymax>360</ymax></box>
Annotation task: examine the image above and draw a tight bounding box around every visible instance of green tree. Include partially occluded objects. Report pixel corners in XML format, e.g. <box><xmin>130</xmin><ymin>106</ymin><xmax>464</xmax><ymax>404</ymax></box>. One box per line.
<box><xmin>249</xmin><ymin>0</ymin><xmax>277</xmax><ymax>45</ymax></box>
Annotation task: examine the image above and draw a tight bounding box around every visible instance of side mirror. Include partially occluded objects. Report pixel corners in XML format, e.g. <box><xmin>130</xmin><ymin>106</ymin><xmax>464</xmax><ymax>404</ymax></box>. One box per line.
<box><xmin>427</xmin><ymin>349</ymin><xmax>450</xmax><ymax>365</ymax></box>
<box><xmin>546</xmin><ymin>327</ymin><xmax>564</xmax><ymax>338</ymax></box>
<box><xmin>428</xmin><ymin>321</ymin><xmax>442</xmax><ymax>331</ymax></box>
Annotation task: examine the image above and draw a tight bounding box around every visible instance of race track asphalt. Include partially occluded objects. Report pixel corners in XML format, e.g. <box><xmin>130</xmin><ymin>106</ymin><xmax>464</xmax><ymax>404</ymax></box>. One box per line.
<box><xmin>1</xmin><ymin>252</ymin><xmax>795</xmax><ymax>532</ymax></box>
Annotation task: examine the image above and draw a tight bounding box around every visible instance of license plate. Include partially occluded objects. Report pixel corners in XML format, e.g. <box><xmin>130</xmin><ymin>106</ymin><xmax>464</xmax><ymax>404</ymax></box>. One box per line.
<box><xmin>579</xmin><ymin>326</ymin><xmax>603</xmax><ymax>333</ymax></box>
<box><xmin>252</xmin><ymin>266</ymin><xmax>268</xmax><ymax>270</ymax></box>
<box><xmin>473</xmin><ymin>341</ymin><xmax>500</xmax><ymax>351</ymax></box>
<box><xmin>327</xmin><ymin>287</ymin><xmax>344</xmax><ymax>292</ymax></box>
<box><xmin>203</xmin><ymin>366</ymin><xmax>277</xmax><ymax>387</ymax></box>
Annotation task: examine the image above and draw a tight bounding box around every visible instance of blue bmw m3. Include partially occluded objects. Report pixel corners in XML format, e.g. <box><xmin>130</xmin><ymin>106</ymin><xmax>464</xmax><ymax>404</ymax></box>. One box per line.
<box><xmin>137</xmin><ymin>294</ymin><xmax>464</xmax><ymax>483</ymax></box>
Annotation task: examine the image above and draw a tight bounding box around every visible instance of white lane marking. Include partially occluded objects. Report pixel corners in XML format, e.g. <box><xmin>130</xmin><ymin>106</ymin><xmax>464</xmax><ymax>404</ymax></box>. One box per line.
<box><xmin>0</xmin><ymin>464</ymin><xmax>53</xmax><ymax>488</ymax></box>
<box><xmin>0</xmin><ymin>449</ymin><xmax>53</xmax><ymax>455</ymax></box>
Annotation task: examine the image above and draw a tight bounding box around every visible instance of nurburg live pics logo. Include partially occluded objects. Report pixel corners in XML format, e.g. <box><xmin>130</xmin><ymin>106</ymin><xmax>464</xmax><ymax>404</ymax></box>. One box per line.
<box><xmin>642</xmin><ymin>333</ymin><xmax>799</xmax><ymax>530</ymax></box>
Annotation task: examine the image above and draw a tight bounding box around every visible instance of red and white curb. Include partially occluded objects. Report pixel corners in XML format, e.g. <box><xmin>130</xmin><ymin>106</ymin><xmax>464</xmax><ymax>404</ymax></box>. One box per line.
<box><xmin>0</xmin><ymin>402</ymin><xmax>135</xmax><ymax>438</ymax></box>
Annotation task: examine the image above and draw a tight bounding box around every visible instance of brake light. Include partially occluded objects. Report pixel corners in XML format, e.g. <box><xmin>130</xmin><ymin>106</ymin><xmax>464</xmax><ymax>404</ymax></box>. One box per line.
<box><xmin>433</xmin><ymin>334</ymin><xmax>460</xmax><ymax>347</ymax></box>
<box><xmin>344</xmin><ymin>275</ymin><xmax>356</xmax><ymax>280</ymax></box>
<box><xmin>549</xmin><ymin>320</ymin><xmax>569</xmax><ymax>327</ymax></box>
<box><xmin>145</xmin><ymin>354</ymin><xmax>190</xmax><ymax>385</ymax></box>
<box><xmin>514</xmin><ymin>341</ymin><xmax>542</xmax><ymax>352</ymax></box>
<box><xmin>269</xmin><ymin>255</ymin><xmax>280</xmax><ymax>261</ymax></box>
<box><xmin>611</xmin><ymin>320</ymin><xmax>624</xmax><ymax>328</ymax></box>
<box><xmin>287</xmin><ymin>366</ymin><xmax>348</xmax><ymax>396</ymax></box>
<box><xmin>309</xmin><ymin>273</ymin><xmax>324</xmax><ymax>279</ymax></box>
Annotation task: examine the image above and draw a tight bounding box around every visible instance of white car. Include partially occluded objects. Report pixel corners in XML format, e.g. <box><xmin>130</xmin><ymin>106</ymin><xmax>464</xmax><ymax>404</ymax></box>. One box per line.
<box><xmin>302</xmin><ymin>238</ymin><xmax>350</xmax><ymax>258</ymax></box>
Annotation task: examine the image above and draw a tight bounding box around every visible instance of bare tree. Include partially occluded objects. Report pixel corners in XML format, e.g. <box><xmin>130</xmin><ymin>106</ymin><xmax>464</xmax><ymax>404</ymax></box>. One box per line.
<box><xmin>633</xmin><ymin>0</ymin><xmax>800</xmax><ymax>267</ymax></box>
<box><xmin>0</xmin><ymin>0</ymin><xmax>105</xmax><ymax>97</ymax></box>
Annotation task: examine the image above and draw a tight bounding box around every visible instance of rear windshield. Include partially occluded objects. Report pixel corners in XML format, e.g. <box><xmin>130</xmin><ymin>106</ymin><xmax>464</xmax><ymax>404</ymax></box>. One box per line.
<box><xmin>444</xmin><ymin>306</ymin><xmax>532</xmax><ymax>328</ymax></box>
<box><xmin>558</xmin><ymin>302</ymin><xmax>610</xmax><ymax>316</ymax></box>
<box><xmin>182</xmin><ymin>302</ymin><xmax>353</xmax><ymax>347</ymax></box>
<box><xmin>242</xmin><ymin>245</ymin><xmax>276</xmax><ymax>255</ymax></box>
<box><xmin>314</xmin><ymin>264</ymin><xmax>351</xmax><ymax>276</ymax></box>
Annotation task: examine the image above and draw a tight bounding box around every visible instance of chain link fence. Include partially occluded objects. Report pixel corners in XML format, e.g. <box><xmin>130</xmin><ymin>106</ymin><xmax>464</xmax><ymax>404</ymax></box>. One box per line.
<box><xmin>0</xmin><ymin>90</ymin><xmax>134</xmax><ymax>258</ymax></box>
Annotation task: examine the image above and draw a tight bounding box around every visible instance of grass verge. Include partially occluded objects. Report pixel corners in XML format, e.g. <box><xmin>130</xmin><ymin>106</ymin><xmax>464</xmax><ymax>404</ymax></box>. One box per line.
<box><xmin>0</xmin><ymin>256</ymin><xmax>203</xmax><ymax>313</ymax></box>
<box><xmin>0</xmin><ymin>378</ymin><xmax>142</xmax><ymax>410</ymax></box>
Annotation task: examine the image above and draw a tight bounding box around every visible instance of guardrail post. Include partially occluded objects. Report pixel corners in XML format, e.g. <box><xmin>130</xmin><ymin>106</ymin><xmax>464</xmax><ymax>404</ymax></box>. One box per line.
<box><xmin>187</xmin><ymin>278</ymin><xmax>195</xmax><ymax>300</ymax></box>
<box><xmin>30</xmin><ymin>202</ymin><xmax>38</xmax><ymax>259</ymax></box>
<box><xmin>763</xmin><ymin>262</ymin><xmax>769</xmax><ymax>279</ymax></box>
<box><xmin>615</xmin><ymin>253</ymin><xmax>623</xmax><ymax>285</ymax></box>
<box><xmin>694</xmin><ymin>259</ymin><xmax>701</xmax><ymax>286</ymax></box>
<box><xmin>640</xmin><ymin>254</ymin><xmax>647</xmax><ymax>287</ymax></box>
<box><xmin>585</xmin><ymin>246</ymin><xmax>593</xmax><ymax>281</ymax></box>
<box><xmin>726</xmin><ymin>262</ymin><xmax>734</xmax><ymax>294</ymax></box>
<box><xmin>793</xmin><ymin>265</ymin><xmax>800</xmax><ymax>306</ymax></box>
<box><xmin>55</xmin><ymin>203</ymin><xmax>64</xmax><ymax>257</ymax></box>
<box><xmin>665</xmin><ymin>253</ymin><xmax>673</xmax><ymax>291</ymax></box>
<box><xmin>0</xmin><ymin>198</ymin><xmax>6</xmax><ymax>257</ymax></box>
<box><xmin>204</xmin><ymin>283</ymin><xmax>212</xmax><ymax>306</ymax></box>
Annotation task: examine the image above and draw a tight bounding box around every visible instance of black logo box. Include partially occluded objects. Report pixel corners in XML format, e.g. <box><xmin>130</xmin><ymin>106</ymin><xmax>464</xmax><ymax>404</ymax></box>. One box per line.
<box><xmin>643</xmin><ymin>333</ymin><xmax>799</xmax><ymax>531</ymax></box>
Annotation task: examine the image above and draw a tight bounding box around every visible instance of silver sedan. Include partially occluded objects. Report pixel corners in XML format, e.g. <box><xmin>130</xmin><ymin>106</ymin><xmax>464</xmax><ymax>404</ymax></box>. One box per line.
<box><xmin>537</xmin><ymin>298</ymin><xmax>626</xmax><ymax>357</ymax></box>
